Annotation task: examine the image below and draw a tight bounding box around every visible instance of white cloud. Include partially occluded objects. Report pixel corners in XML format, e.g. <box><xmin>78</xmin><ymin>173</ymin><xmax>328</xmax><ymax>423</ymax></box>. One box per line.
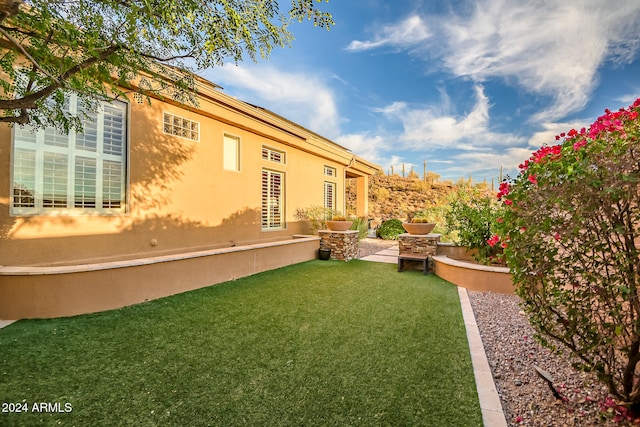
<box><xmin>451</xmin><ymin>147</ymin><xmax>536</xmax><ymax>175</ymax></box>
<box><xmin>205</xmin><ymin>65</ymin><xmax>341</xmax><ymax>138</ymax></box>
<box><xmin>335</xmin><ymin>133</ymin><xmax>387</xmax><ymax>165</ymax></box>
<box><xmin>347</xmin><ymin>1</ymin><xmax>640</xmax><ymax>124</ymax></box>
<box><xmin>438</xmin><ymin>0</ymin><xmax>640</xmax><ymax>122</ymax></box>
<box><xmin>377</xmin><ymin>146</ymin><xmax>531</xmax><ymax>183</ymax></box>
<box><xmin>528</xmin><ymin>121</ymin><xmax>588</xmax><ymax>149</ymax></box>
<box><xmin>616</xmin><ymin>91</ymin><xmax>640</xmax><ymax>107</ymax></box>
<box><xmin>346</xmin><ymin>15</ymin><xmax>431</xmax><ymax>52</ymax></box>
<box><xmin>336</xmin><ymin>85</ymin><xmax>531</xmax><ymax>180</ymax></box>
<box><xmin>378</xmin><ymin>85</ymin><xmax>526</xmax><ymax>151</ymax></box>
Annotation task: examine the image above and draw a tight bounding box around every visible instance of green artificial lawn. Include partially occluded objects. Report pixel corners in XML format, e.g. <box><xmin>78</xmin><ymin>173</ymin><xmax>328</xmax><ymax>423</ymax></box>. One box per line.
<box><xmin>0</xmin><ymin>260</ymin><xmax>482</xmax><ymax>426</ymax></box>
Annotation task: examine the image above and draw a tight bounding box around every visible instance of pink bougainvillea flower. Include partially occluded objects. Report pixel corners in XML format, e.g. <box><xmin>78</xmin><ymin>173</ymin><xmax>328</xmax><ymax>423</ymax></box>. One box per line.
<box><xmin>530</xmin><ymin>144</ymin><xmax>562</xmax><ymax>165</ymax></box>
<box><xmin>518</xmin><ymin>159</ymin><xmax>530</xmax><ymax>171</ymax></box>
<box><xmin>528</xmin><ymin>174</ymin><xmax>537</xmax><ymax>185</ymax></box>
<box><xmin>573</xmin><ymin>139</ymin><xmax>587</xmax><ymax>151</ymax></box>
<box><xmin>497</xmin><ymin>181</ymin><xmax>510</xmax><ymax>200</ymax></box>
<box><xmin>487</xmin><ymin>235</ymin><xmax>500</xmax><ymax>247</ymax></box>
<box><xmin>496</xmin><ymin>217</ymin><xmax>504</xmax><ymax>223</ymax></box>
<box><xmin>514</xmin><ymin>415</ymin><xmax>523</xmax><ymax>423</ymax></box>
<box><xmin>504</xmin><ymin>199</ymin><xmax>513</xmax><ymax>206</ymax></box>
<box><xmin>553</xmin><ymin>232</ymin><xmax>561</xmax><ymax>241</ymax></box>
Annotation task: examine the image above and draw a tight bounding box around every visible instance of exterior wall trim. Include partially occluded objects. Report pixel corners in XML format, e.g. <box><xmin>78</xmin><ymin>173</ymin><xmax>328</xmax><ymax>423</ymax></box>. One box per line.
<box><xmin>433</xmin><ymin>255</ymin><xmax>514</xmax><ymax>294</ymax></box>
<box><xmin>0</xmin><ymin>236</ymin><xmax>318</xmax><ymax>276</ymax></box>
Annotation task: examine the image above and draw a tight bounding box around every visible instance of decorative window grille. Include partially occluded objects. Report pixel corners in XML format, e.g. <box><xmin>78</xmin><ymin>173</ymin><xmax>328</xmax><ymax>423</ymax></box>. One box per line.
<box><xmin>163</xmin><ymin>112</ymin><xmax>199</xmax><ymax>141</ymax></box>
<box><xmin>324</xmin><ymin>181</ymin><xmax>336</xmax><ymax>212</ymax></box>
<box><xmin>262</xmin><ymin>169</ymin><xmax>284</xmax><ymax>230</ymax></box>
<box><xmin>261</xmin><ymin>146</ymin><xmax>285</xmax><ymax>164</ymax></box>
<box><xmin>223</xmin><ymin>134</ymin><xmax>240</xmax><ymax>171</ymax></box>
<box><xmin>324</xmin><ymin>165</ymin><xmax>336</xmax><ymax>177</ymax></box>
<box><xmin>11</xmin><ymin>97</ymin><xmax>127</xmax><ymax>215</ymax></box>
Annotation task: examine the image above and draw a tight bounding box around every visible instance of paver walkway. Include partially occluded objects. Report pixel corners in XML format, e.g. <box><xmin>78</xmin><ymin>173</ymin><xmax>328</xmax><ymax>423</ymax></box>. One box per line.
<box><xmin>359</xmin><ymin>243</ymin><xmax>508</xmax><ymax>427</ymax></box>
<box><xmin>359</xmin><ymin>247</ymin><xmax>399</xmax><ymax>264</ymax></box>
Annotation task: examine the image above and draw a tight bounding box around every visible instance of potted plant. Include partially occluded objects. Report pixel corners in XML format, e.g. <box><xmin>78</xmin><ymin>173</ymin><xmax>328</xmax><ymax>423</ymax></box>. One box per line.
<box><xmin>325</xmin><ymin>214</ymin><xmax>353</xmax><ymax>231</ymax></box>
<box><xmin>294</xmin><ymin>205</ymin><xmax>334</xmax><ymax>234</ymax></box>
<box><xmin>402</xmin><ymin>217</ymin><xmax>436</xmax><ymax>235</ymax></box>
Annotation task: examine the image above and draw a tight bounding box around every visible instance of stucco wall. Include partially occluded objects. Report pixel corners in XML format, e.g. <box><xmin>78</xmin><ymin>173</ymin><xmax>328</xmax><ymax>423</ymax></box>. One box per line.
<box><xmin>0</xmin><ymin>236</ymin><xmax>320</xmax><ymax>319</ymax></box>
<box><xmin>0</xmin><ymin>89</ymin><xmax>359</xmax><ymax>266</ymax></box>
<box><xmin>433</xmin><ymin>255</ymin><xmax>514</xmax><ymax>294</ymax></box>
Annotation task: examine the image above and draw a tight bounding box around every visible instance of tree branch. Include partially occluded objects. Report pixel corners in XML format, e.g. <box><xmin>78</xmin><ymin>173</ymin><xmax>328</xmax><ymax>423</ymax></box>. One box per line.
<box><xmin>0</xmin><ymin>44</ymin><xmax>120</xmax><ymax>113</ymax></box>
<box><xmin>139</xmin><ymin>49</ymin><xmax>196</xmax><ymax>63</ymax></box>
<box><xmin>0</xmin><ymin>26</ymin><xmax>61</xmax><ymax>85</ymax></box>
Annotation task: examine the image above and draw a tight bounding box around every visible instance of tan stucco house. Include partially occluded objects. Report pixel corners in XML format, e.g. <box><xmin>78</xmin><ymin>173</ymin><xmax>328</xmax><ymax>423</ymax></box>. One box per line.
<box><xmin>0</xmin><ymin>74</ymin><xmax>380</xmax><ymax>319</ymax></box>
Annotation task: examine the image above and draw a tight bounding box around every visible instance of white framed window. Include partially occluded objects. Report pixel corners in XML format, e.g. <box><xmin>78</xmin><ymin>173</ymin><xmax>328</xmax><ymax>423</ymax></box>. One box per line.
<box><xmin>11</xmin><ymin>97</ymin><xmax>128</xmax><ymax>215</ymax></box>
<box><xmin>324</xmin><ymin>165</ymin><xmax>336</xmax><ymax>177</ymax></box>
<box><xmin>163</xmin><ymin>112</ymin><xmax>199</xmax><ymax>141</ymax></box>
<box><xmin>324</xmin><ymin>181</ymin><xmax>336</xmax><ymax>212</ymax></box>
<box><xmin>262</xmin><ymin>146</ymin><xmax>285</xmax><ymax>164</ymax></box>
<box><xmin>223</xmin><ymin>134</ymin><xmax>240</xmax><ymax>171</ymax></box>
<box><xmin>262</xmin><ymin>169</ymin><xmax>284</xmax><ymax>230</ymax></box>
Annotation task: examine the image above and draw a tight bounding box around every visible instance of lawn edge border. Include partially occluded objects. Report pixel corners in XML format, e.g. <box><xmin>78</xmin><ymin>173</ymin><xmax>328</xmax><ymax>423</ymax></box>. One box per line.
<box><xmin>458</xmin><ymin>286</ymin><xmax>509</xmax><ymax>427</ymax></box>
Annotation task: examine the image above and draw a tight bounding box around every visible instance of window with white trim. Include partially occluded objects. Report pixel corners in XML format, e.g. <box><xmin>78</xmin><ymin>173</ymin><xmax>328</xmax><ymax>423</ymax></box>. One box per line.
<box><xmin>11</xmin><ymin>97</ymin><xmax>128</xmax><ymax>215</ymax></box>
<box><xmin>324</xmin><ymin>181</ymin><xmax>336</xmax><ymax>212</ymax></box>
<box><xmin>324</xmin><ymin>165</ymin><xmax>336</xmax><ymax>177</ymax></box>
<box><xmin>262</xmin><ymin>169</ymin><xmax>284</xmax><ymax>230</ymax></box>
<box><xmin>262</xmin><ymin>146</ymin><xmax>285</xmax><ymax>164</ymax></box>
<box><xmin>223</xmin><ymin>134</ymin><xmax>240</xmax><ymax>171</ymax></box>
<box><xmin>163</xmin><ymin>112</ymin><xmax>199</xmax><ymax>141</ymax></box>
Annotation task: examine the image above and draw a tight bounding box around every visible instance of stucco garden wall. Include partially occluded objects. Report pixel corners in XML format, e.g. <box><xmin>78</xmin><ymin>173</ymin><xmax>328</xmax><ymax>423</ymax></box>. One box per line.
<box><xmin>0</xmin><ymin>236</ymin><xmax>320</xmax><ymax>319</ymax></box>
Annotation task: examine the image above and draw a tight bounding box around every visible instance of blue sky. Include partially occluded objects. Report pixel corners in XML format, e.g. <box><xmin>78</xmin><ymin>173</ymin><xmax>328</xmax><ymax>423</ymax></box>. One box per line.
<box><xmin>202</xmin><ymin>0</ymin><xmax>640</xmax><ymax>184</ymax></box>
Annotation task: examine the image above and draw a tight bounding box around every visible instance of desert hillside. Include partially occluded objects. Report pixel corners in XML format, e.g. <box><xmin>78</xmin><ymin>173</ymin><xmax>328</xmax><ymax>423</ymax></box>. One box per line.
<box><xmin>347</xmin><ymin>174</ymin><xmax>495</xmax><ymax>228</ymax></box>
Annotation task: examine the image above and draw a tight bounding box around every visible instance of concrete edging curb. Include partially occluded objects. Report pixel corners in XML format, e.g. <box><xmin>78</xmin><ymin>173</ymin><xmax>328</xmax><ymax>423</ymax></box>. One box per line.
<box><xmin>458</xmin><ymin>287</ymin><xmax>508</xmax><ymax>427</ymax></box>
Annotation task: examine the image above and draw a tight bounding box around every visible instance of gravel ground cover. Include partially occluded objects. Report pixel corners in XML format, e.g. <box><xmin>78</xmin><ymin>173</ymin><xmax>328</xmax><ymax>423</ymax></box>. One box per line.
<box><xmin>358</xmin><ymin>237</ymin><xmax>398</xmax><ymax>258</ymax></box>
<box><xmin>468</xmin><ymin>290</ymin><xmax>632</xmax><ymax>426</ymax></box>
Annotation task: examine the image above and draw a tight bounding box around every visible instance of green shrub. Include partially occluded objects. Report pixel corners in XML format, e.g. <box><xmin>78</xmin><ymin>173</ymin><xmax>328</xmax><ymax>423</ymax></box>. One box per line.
<box><xmin>294</xmin><ymin>205</ymin><xmax>333</xmax><ymax>234</ymax></box>
<box><xmin>443</xmin><ymin>187</ymin><xmax>502</xmax><ymax>264</ymax></box>
<box><xmin>349</xmin><ymin>216</ymin><xmax>369</xmax><ymax>240</ymax></box>
<box><xmin>376</xmin><ymin>219</ymin><xmax>405</xmax><ymax>240</ymax></box>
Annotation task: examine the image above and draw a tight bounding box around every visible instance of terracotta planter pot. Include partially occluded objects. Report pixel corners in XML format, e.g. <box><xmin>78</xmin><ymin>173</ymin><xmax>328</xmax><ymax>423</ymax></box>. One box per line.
<box><xmin>402</xmin><ymin>222</ymin><xmax>436</xmax><ymax>235</ymax></box>
<box><xmin>326</xmin><ymin>220</ymin><xmax>353</xmax><ymax>231</ymax></box>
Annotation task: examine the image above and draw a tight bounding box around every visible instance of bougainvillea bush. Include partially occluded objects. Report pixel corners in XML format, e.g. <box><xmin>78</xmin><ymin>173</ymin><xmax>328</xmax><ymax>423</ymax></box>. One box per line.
<box><xmin>493</xmin><ymin>97</ymin><xmax>640</xmax><ymax>407</ymax></box>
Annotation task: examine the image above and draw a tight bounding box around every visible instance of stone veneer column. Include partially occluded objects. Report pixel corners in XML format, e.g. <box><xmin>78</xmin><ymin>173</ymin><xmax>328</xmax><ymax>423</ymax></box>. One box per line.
<box><xmin>318</xmin><ymin>230</ymin><xmax>360</xmax><ymax>261</ymax></box>
<box><xmin>398</xmin><ymin>233</ymin><xmax>441</xmax><ymax>272</ymax></box>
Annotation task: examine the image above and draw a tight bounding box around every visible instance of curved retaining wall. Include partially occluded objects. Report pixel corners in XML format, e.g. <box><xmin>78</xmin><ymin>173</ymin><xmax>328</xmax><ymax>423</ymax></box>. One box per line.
<box><xmin>433</xmin><ymin>255</ymin><xmax>514</xmax><ymax>294</ymax></box>
<box><xmin>0</xmin><ymin>236</ymin><xmax>320</xmax><ymax>319</ymax></box>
